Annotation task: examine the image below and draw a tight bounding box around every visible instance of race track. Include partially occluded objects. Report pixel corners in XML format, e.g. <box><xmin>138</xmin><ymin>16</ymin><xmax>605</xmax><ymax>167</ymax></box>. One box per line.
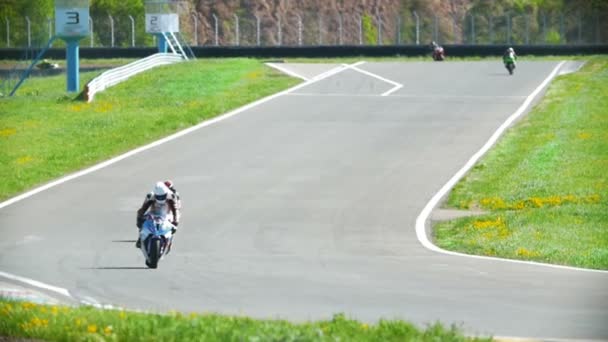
<box><xmin>1</xmin><ymin>61</ymin><xmax>607</xmax><ymax>340</ymax></box>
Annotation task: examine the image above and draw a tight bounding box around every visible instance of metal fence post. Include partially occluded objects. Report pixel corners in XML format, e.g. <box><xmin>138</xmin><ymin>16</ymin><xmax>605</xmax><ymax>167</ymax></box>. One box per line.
<box><xmin>433</xmin><ymin>15</ymin><xmax>438</xmax><ymax>42</ymax></box>
<box><xmin>357</xmin><ymin>14</ymin><xmax>362</xmax><ymax>45</ymax></box>
<box><xmin>318</xmin><ymin>14</ymin><xmax>322</xmax><ymax>45</ymax></box>
<box><xmin>25</xmin><ymin>16</ymin><xmax>31</xmax><ymax>47</ymax></box>
<box><xmin>596</xmin><ymin>14</ymin><xmax>600</xmax><ymax>44</ymax></box>
<box><xmin>577</xmin><ymin>11</ymin><xmax>582</xmax><ymax>44</ymax></box>
<box><xmin>489</xmin><ymin>15</ymin><xmax>494</xmax><ymax>44</ymax></box>
<box><xmin>5</xmin><ymin>17</ymin><xmax>9</xmax><ymax>47</ymax></box>
<box><xmin>277</xmin><ymin>16</ymin><xmax>281</xmax><ymax>46</ymax></box>
<box><xmin>89</xmin><ymin>17</ymin><xmax>93</xmax><ymax>47</ymax></box>
<box><xmin>191</xmin><ymin>13</ymin><xmax>198</xmax><ymax>46</ymax></box>
<box><xmin>396</xmin><ymin>15</ymin><xmax>401</xmax><ymax>44</ymax></box>
<box><xmin>542</xmin><ymin>11</ymin><xmax>547</xmax><ymax>43</ymax></box>
<box><xmin>377</xmin><ymin>16</ymin><xmax>382</xmax><ymax>45</ymax></box>
<box><xmin>413</xmin><ymin>11</ymin><xmax>419</xmax><ymax>44</ymax></box>
<box><xmin>234</xmin><ymin>14</ymin><xmax>239</xmax><ymax>46</ymax></box>
<box><xmin>108</xmin><ymin>14</ymin><xmax>114</xmax><ymax>47</ymax></box>
<box><xmin>559</xmin><ymin>13</ymin><xmax>565</xmax><ymax>44</ymax></box>
<box><xmin>338</xmin><ymin>13</ymin><xmax>343</xmax><ymax>45</ymax></box>
<box><xmin>506</xmin><ymin>12</ymin><xmax>511</xmax><ymax>44</ymax></box>
<box><xmin>525</xmin><ymin>13</ymin><xmax>530</xmax><ymax>44</ymax></box>
<box><xmin>47</xmin><ymin>17</ymin><xmax>52</xmax><ymax>40</ymax></box>
<box><xmin>128</xmin><ymin>15</ymin><xmax>135</xmax><ymax>47</ymax></box>
<box><xmin>255</xmin><ymin>15</ymin><xmax>260</xmax><ymax>46</ymax></box>
<box><xmin>212</xmin><ymin>14</ymin><xmax>218</xmax><ymax>46</ymax></box>
<box><xmin>295</xmin><ymin>14</ymin><xmax>302</xmax><ymax>46</ymax></box>
<box><xmin>470</xmin><ymin>13</ymin><xmax>475</xmax><ymax>44</ymax></box>
<box><xmin>452</xmin><ymin>16</ymin><xmax>457</xmax><ymax>43</ymax></box>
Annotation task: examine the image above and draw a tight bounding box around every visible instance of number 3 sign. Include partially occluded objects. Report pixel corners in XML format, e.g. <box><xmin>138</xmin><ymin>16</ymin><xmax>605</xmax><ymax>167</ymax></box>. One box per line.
<box><xmin>55</xmin><ymin>7</ymin><xmax>89</xmax><ymax>37</ymax></box>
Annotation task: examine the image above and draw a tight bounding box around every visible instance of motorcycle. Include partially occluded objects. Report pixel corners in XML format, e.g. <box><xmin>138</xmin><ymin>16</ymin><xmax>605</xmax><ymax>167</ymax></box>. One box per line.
<box><xmin>139</xmin><ymin>214</ymin><xmax>174</xmax><ymax>269</ymax></box>
<box><xmin>505</xmin><ymin>61</ymin><xmax>516</xmax><ymax>75</ymax></box>
<box><xmin>432</xmin><ymin>47</ymin><xmax>445</xmax><ymax>61</ymax></box>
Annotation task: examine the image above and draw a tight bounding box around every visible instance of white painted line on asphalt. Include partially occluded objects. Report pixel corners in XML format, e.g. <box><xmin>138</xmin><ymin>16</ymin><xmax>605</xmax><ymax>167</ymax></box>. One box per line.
<box><xmin>0</xmin><ymin>63</ymin><xmax>349</xmax><ymax>211</ymax></box>
<box><xmin>344</xmin><ymin>61</ymin><xmax>403</xmax><ymax>96</ymax></box>
<box><xmin>266</xmin><ymin>63</ymin><xmax>310</xmax><ymax>81</ymax></box>
<box><xmin>286</xmin><ymin>93</ymin><xmax>526</xmax><ymax>100</ymax></box>
<box><xmin>0</xmin><ymin>271</ymin><xmax>71</xmax><ymax>298</ymax></box>
<box><xmin>415</xmin><ymin>61</ymin><xmax>608</xmax><ymax>274</ymax></box>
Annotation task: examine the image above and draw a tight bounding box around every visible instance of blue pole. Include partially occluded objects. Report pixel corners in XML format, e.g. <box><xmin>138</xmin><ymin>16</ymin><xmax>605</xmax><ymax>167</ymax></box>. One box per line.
<box><xmin>66</xmin><ymin>38</ymin><xmax>80</xmax><ymax>92</ymax></box>
<box><xmin>156</xmin><ymin>33</ymin><xmax>167</xmax><ymax>53</ymax></box>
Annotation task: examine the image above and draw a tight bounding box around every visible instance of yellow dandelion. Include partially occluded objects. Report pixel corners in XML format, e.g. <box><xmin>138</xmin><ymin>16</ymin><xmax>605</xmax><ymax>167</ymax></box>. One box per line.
<box><xmin>480</xmin><ymin>197</ymin><xmax>506</xmax><ymax>210</ymax></box>
<box><xmin>75</xmin><ymin>318</ymin><xmax>82</xmax><ymax>326</ymax></box>
<box><xmin>51</xmin><ymin>306</ymin><xmax>59</xmax><ymax>315</ymax></box>
<box><xmin>119</xmin><ymin>311</ymin><xmax>126</xmax><ymax>320</ymax></box>
<box><xmin>516</xmin><ymin>248</ymin><xmax>539</xmax><ymax>257</ymax></box>
<box><xmin>87</xmin><ymin>324</ymin><xmax>97</xmax><ymax>333</ymax></box>
<box><xmin>39</xmin><ymin>306</ymin><xmax>47</xmax><ymax>314</ymax></box>
<box><xmin>31</xmin><ymin>317</ymin><xmax>43</xmax><ymax>327</ymax></box>
<box><xmin>529</xmin><ymin>197</ymin><xmax>544</xmax><ymax>208</ymax></box>
<box><xmin>104</xmin><ymin>325</ymin><xmax>113</xmax><ymax>335</ymax></box>
<box><xmin>22</xmin><ymin>302</ymin><xmax>36</xmax><ymax>310</ymax></box>
<box><xmin>0</xmin><ymin>128</ymin><xmax>17</xmax><ymax>137</ymax></box>
<box><xmin>361</xmin><ymin>323</ymin><xmax>369</xmax><ymax>330</ymax></box>
<box><xmin>16</xmin><ymin>156</ymin><xmax>34</xmax><ymax>165</ymax></box>
<box><xmin>578</xmin><ymin>132</ymin><xmax>591</xmax><ymax>139</ymax></box>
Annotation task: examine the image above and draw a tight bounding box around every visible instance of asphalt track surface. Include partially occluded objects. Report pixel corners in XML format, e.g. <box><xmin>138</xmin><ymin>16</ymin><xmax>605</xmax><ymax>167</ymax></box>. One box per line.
<box><xmin>1</xmin><ymin>61</ymin><xmax>607</xmax><ymax>340</ymax></box>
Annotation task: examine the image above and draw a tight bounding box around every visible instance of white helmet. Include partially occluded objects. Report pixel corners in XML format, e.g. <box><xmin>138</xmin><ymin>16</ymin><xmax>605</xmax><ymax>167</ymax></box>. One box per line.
<box><xmin>507</xmin><ymin>47</ymin><xmax>514</xmax><ymax>53</ymax></box>
<box><xmin>153</xmin><ymin>182</ymin><xmax>169</xmax><ymax>204</ymax></box>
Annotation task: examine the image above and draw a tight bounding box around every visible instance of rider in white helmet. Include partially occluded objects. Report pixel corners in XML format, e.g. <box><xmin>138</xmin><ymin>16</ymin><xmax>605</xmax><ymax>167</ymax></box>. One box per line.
<box><xmin>135</xmin><ymin>181</ymin><xmax>180</xmax><ymax>248</ymax></box>
<box><xmin>503</xmin><ymin>47</ymin><xmax>517</xmax><ymax>65</ymax></box>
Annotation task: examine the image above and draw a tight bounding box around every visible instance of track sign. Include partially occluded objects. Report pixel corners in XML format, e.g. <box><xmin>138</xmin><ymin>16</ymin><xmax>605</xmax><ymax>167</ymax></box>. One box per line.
<box><xmin>55</xmin><ymin>0</ymin><xmax>90</xmax><ymax>38</ymax></box>
<box><xmin>146</xmin><ymin>13</ymin><xmax>179</xmax><ymax>33</ymax></box>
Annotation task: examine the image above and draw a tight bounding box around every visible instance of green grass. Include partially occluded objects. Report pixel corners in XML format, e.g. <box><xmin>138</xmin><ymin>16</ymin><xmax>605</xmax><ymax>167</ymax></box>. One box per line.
<box><xmin>0</xmin><ymin>299</ymin><xmax>490</xmax><ymax>342</ymax></box>
<box><xmin>0</xmin><ymin>58</ymin><xmax>300</xmax><ymax>201</ymax></box>
<box><xmin>433</xmin><ymin>56</ymin><xmax>608</xmax><ymax>270</ymax></box>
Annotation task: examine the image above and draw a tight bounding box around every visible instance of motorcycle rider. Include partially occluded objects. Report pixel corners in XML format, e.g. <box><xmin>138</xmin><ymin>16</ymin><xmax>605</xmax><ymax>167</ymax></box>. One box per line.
<box><xmin>503</xmin><ymin>47</ymin><xmax>517</xmax><ymax>70</ymax></box>
<box><xmin>430</xmin><ymin>41</ymin><xmax>445</xmax><ymax>61</ymax></box>
<box><xmin>135</xmin><ymin>181</ymin><xmax>180</xmax><ymax>248</ymax></box>
<box><xmin>163</xmin><ymin>180</ymin><xmax>181</xmax><ymax>209</ymax></box>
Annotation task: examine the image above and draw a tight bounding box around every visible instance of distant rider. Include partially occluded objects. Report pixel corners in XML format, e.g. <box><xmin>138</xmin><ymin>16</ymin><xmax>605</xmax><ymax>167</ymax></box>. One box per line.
<box><xmin>430</xmin><ymin>41</ymin><xmax>445</xmax><ymax>61</ymax></box>
<box><xmin>503</xmin><ymin>47</ymin><xmax>517</xmax><ymax>68</ymax></box>
<box><xmin>136</xmin><ymin>181</ymin><xmax>180</xmax><ymax>248</ymax></box>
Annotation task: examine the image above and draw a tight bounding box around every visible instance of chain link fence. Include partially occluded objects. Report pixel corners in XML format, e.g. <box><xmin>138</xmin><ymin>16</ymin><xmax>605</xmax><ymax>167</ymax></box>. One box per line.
<box><xmin>1</xmin><ymin>8</ymin><xmax>605</xmax><ymax>49</ymax></box>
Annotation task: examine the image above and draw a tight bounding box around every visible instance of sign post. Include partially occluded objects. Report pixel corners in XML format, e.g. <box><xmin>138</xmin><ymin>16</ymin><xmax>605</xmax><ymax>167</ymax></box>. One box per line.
<box><xmin>145</xmin><ymin>1</ymin><xmax>179</xmax><ymax>53</ymax></box>
<box><xmin>55</xmin><ymin>0</ymin><xmax>89</xmax><ymax>93</ymax></box>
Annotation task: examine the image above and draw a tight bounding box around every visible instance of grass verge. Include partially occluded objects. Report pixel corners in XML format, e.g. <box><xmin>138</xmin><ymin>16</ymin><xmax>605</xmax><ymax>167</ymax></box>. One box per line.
<box><xmin>0</xmin><ymin>299</ymin><xmax>490</xmax><ymax>342</ymax></box>
<box><xmin>0</xmin><ymin>58</ymin><xmax>300</xmax><ymax>201</ymax></box>
<box><xmin>433</xmin><ymin>56</ymin><xmax>608</xmax><ymax>270</ymax></box>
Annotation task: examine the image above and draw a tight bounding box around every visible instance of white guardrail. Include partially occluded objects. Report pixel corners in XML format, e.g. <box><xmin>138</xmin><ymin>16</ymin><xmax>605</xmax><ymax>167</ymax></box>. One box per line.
<box><xmin>83</xmin><ymin>53</ymin><xmax>184</xmax><ymax>102</ymax></box>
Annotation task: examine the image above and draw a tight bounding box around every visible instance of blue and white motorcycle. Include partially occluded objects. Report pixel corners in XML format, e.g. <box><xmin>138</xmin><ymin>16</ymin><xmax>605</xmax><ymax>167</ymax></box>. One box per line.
<box><xmin>139</xmin><ymin>214</ymin><xmax>174</xmax><ymax>269</ymax></box>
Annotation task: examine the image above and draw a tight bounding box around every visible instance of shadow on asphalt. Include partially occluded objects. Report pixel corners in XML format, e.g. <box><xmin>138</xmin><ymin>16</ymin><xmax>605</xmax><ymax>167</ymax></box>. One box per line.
<box><xmin>82</xmin><ymin>267</ymin><xmax>149</xmax><ymax>270</ymax></box>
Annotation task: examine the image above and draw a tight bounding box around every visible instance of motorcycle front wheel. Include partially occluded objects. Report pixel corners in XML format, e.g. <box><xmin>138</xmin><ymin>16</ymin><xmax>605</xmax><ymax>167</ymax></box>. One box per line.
<box><xmin>146</xmin><ymin>239</ymin><xmax>161</xmax><ymax>269</ymax></box>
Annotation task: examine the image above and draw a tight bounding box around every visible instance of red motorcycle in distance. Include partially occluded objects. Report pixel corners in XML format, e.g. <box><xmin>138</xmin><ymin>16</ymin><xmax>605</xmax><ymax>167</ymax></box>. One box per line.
<box><xmin>430</xmin><ymin>42</ymin><xmax>445</xmax><ymax>61</ymax></box>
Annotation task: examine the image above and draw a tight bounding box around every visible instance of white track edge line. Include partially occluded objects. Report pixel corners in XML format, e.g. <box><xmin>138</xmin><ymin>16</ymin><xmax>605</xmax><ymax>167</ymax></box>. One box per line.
<box><xmin>265</xmin><ymin>63</ymin><xmax>310</xmax><ymax>81</ymax></box>
<box><xmin>0</xmin><ymin>271</ymin><xmax>71</xmax><ymax>298</ymax></box>
<box><xmin>0</xmin><ymin>63</ymin><xmax>349</xmax><ymax>211</ymax></box>
<box><xmin>415</xmin><ymin>61</ymin><xmax>607</xmax><ymax>274</ymax></box>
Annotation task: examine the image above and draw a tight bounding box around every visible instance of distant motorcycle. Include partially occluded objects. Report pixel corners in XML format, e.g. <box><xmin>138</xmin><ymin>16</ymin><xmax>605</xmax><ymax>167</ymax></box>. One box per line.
<box><xmin>505</xmin><ymin>61</ymin><xmax>516</xmax><ymax>75</ymax></box>
<box><xmin>432</xmin><ymin>46</ymin><xmax>445</xmax><ymax>61</ymax></box>
<box><xmin>139</xmin><ymin>214</ymin><xmax>174</xmax><ymax>269</ymax></box>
